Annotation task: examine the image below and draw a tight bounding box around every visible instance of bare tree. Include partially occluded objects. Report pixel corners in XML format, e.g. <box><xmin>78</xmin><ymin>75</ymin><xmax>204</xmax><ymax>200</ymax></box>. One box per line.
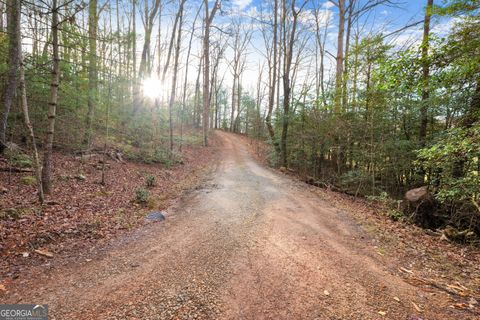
<box><xmin>280</xmin><ymin>0</ymin><xmax>308</xmax><ymax>167</ymax></box>
<box><xmin>180</xmin><ymin>4</ymin><xmax>203</xmax><ymax>148</ymax></box>
<box><xmin>265</xmin><ymin>0</ymin><xmax>279</xmax><ymax>144</ymax></box>
<box><xmin>202</xmin><ymin>0</ymin><xmax>220</xmax><ymax>146</ymax></box>
<box><xmin>209</xmin><ymin>34</ymin><xmax>227</xmax><ymax>130</ymax></box>
<box><xmin>19</xmin><ymin>50</ymin><xmax>44</xmax><ymax>203</ymax></box>
<box><xmin>330</xmin><ymin>0</ymin><xmax>346</xmax><ymax>113</ymax></box>
<box><xmin>139</xmin><ymin>0</ymin><xmax>161</xmax><ymax>77</ymax></box>
<box><xmin>228</xmin><ymin>18</ymin><xmax>252</xmax><ymax>132</ymax></box>
<box><xmin>313</xmin><ymin>2</ymin><xmax>330</xmax><ymax>109</ymax></box>
<box><xmin>167</xmin><ymin>0</ymin><xmax>187</xmax><ymax>151</ymax></box>
<box><xmin>42</xmin><ymin>0</ymin><xmax>61</xmax><ymax>194</ymax></box>
<box><xmin>132</xmin><ymin>0</ymin><xmax>161</xmax><ymax>114</ymax></box>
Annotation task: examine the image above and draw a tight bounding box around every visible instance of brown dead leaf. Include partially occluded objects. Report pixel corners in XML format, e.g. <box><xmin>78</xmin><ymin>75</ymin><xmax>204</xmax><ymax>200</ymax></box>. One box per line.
<box><xmin>393</xmin><ymin>296</ymin><xmax>400</xmax><ymax>302</ymax></box>
<box><xmin>378</xmin><ymin>311</ymin><xmax>386</xmax><ymax>316</ymax></box>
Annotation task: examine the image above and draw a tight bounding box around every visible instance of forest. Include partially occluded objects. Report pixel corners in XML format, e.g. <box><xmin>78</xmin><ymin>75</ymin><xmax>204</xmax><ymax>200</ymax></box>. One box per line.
<box><xmin>1</xmin><ymin>0</ymin><xmax>480</xmax><ymax>318</ymax></box>
<box><xmin>1</xmin><ymin>1</ymin><xmax>479</xmax><ymax>236</ymax></box>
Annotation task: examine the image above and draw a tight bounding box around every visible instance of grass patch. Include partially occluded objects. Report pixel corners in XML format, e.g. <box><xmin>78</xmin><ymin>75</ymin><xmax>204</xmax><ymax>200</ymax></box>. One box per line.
<box><xmin>20</xmin><ymin>176</ymin><xmax>37</xmax><ymax>186</ymax></box>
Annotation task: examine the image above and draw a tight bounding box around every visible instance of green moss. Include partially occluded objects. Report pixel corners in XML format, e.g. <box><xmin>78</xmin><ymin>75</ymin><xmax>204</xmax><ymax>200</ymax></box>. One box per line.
<box><xmin>20</xmin><ymin>175</ymin><xmax>37</xmax><ymax>186</ymax></box>
<box><xmin>145</xmin><ymin>174</ymin><xmax>156</xmax><ymax>188</ymax></box>
<box><xmin>5</xmin><ymin>148</ymin><xmax>32</xmax><ymax>168</ymax></box>
<box><xmin>0</xmin><ymin>208</ymin><xmax>32</xmax><ymax>220</ymax></box>
<box><xmin>134</xmin><ymin>188</ymin><xmax>150</xmax><ymax>204</ymax></box>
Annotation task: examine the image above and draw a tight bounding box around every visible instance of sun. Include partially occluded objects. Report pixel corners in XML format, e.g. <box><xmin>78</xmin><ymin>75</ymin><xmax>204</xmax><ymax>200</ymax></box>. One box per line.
<box><xmin>142</xmin><ymin>77</ymin><xmax>163</xmax><ymax>99</ymax></box>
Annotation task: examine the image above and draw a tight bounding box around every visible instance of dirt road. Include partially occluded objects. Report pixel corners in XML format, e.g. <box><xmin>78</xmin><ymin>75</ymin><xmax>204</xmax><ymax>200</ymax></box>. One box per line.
<box><xmin>5</xmin><ymin>132</ymin><xmax>465</xmax><ymax>319</ymax></box>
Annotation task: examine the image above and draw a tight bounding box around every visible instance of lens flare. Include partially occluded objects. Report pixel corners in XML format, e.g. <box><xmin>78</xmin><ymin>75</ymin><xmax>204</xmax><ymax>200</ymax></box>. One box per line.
<box><xmin>142</xmin><ymin>77</ymin><xmax>162</xmax><ymax>99</ymax></box>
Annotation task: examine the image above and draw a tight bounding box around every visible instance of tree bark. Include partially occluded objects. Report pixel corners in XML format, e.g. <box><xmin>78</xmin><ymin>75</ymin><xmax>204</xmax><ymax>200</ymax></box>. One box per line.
<box><xmin>180</xmin><ymin>4</ymin><xmax>202</xmax><ymax>148</ymax></box>
<box><xmin>280</xmin><ymin>0</ymin><xmax>306</xmax><ymax>167</ymax></box>
<box><xmin>333</xmin><ymin>0</ymin><xmax>345</xmax><ymax>113</ymax></box>
<box><xmin>167</xmin><ymin>0</ymin><xmax>186</xmax><ymax>151</ymax></box>
<box><xmin>0</xmin><ymin>0</ymin><xmax>21</xmax><ymax>153</ymax></box>
<box><xmin>19</xmin><ymin>52</ymin><xmax>44</xmax><ymax>203</ymax></box>
<box><xmin>139</xmin><ymin>0</ymin><xmax>161</xmax><ymax>77</ymax></box>
<box><xmin>0</xmin><ymin>2</ymin><xmax>4</xmax><ymax>33</ymax></box>
<box><xmin>419</xmin><ymin>0</ymin><xmax>434</xmax><ymax>146</ymax></box>
<box><xmin>83</xmin><ymin>0</ymin><xmax>98</xmax><ymax>147</ymax></box>
<box><xmin>42</xmin><ymin>0</ymin><xmax>60</xmax><ymax>194</ymax></box>
<box><xmin>202</xmin><ymin>0</ymin><xmax>220</xmax><ymax>146</ymax></box>
<box><xmin>266</xmin><ymin>0</ymin><xmax>278</xmax><ymax>145</ymax></box>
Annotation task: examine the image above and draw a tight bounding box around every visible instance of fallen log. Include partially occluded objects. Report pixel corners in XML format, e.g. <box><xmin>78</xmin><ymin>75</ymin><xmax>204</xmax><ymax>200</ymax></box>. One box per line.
<box><xmin>0</xmin><ymin>167</ymin><xmax>33</xmax><ymax>173</ymax></box>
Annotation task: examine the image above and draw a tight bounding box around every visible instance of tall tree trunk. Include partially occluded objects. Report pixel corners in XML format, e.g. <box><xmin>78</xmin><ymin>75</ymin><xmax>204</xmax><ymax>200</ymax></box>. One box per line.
<box><xmin>342</xmin><ymin>1</ymin><xmax>354</xmax><ymax>111</ymax></box>
<box><xmin>280</xmin><ymin>0</ymin><xmax>305</xmax><ymax>167</ymax></box>
<box><xmin>236</xmin><ymin>74</ymin><xmax>241</xmax><ymax>132</ymax></box>
<box><xmin>0</xmin><ymin>0</ymin><xmax>21</xmax><ymax>152</ymax></box>
<box><xmin>419</xmin><ymin>0</ymin><xmax>434</xmax><ymax>146</ymax></box>
<box><xmin>42</xmin><ymin>0</ymin><xmax>60</xmax><ymax>194</ymax></box>
<box><xmin>180</xmin><ymin>4</ymin><xmax>202</xmax><ymax>148</ymax></box>
<box><xmin>19</xmin><ymin>55</ymin><xmax>44</xmax><ymax>203</ymax></box>
<box><xmin>116</xmin><ymin>0</ymin><xmax>121</xmax><ymax>76</ymax></box>
<box><xmin>0</xmin><ymin>2</ymin><xmax>4</xmax><ymax>32</ymax></box>
<box><xmin>162</xmin><ymin>0</ymin><xmax>186</xmax><ymax>82</ymax></box>
<box><xmin>132</xmin><ymin>0</ymin><xmax>137</xmax><ymax>107</ymax></box>
<box><xmin>266</xmin><ymin>0</ymin><xmax>278</xmax><ymax>145</ymax></box>
<box><xmin>83</xmin><ymin>0</ymin><xmax>98</xmax><ymax>147</ymax></box>
<box><xmin>333</xmin><ymin>0</ymin><xmax>345</xmax><ymax>113</ymax></box>
<box><xmin>202</xmin><ymin>0</ymin><xmax>220</xmax><ymax>146</ymax></box>
<box><xmin>102</xmin><ymin>6</ymin><xmax>114</xmax><ymax>186</ymax></box>
<box><xmin>230</xmin><ymin>75</ymin><xmax>237</xmax><ymax>131</ymax></box>
<box><xmin>168</xmin><ymin>0</ymin><xmax>186</xmax><ymax>151</ymax></box>
<box><xmin>203</xmin><ymin>2</ymin><xmax>211</xmax><ymax>145</ymax></box>
<box><xmin>139</xmin><ymin>0</ymin><xmax>161</xmax><ymax>77</ymax></box>
<box><xmin>194</xmin><ymin>51</ymin><xmax>203</xmax><ymax>127</ymax></box>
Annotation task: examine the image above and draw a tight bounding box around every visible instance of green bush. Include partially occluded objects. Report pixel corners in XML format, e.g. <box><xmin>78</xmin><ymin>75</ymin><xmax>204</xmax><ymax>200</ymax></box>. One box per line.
<box><xmin>5</xmin><ymin>148</ymin><xmax>32</xmax><ymax>168</ymax></box>
<box><xmin>123</xmin><ymin>146</ymin><xmax>183</xmax><ymax>167</ymax></box>
<box><xmin>13</xmin><ymin>154</ymin><xmax>33</xmax><ymax>168</ymax></box>
<box><xmin>386</xmin><ymin>209</ymin><xmax>405</xmax><ymax>221</ymax></box>
<box><xmin>266</xmin><ymin>143</ymin><xmax>280</xmax><ymax>167</ymax></box>
<box><xmin>417</xmin><ymin>124</ymin><xmax>480</xmax><ymax>210</ymax></box>
<box><xmin>134</xmin><ymin>188</ymin><xmax>150</xmax><ymax>204</ymax></box>
<box><xmin>151</xmin><ymin>149</ymin><xmax>183</xmax><ymax>167</ymax></box>
<box><xmin>20</xmin><ymin>176</ymin><xmax>37</xmax><ymax>186</ymax></box>
<box><xmin>145</xmin><ymin>174</ymin><xmax>156</xmax><ymax>188</ymax></box>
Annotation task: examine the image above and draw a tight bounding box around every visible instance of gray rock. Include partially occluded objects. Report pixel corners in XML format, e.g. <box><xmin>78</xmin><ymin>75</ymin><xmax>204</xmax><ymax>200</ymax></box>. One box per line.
<box><xmin>146</xmin><ymin>211</ymin><xmax>166</xmax><ymax>222</ymax></box>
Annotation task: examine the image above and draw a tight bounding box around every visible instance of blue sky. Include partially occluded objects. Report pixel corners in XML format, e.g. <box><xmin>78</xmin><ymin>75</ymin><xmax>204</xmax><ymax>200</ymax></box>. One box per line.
<box><xmin>127</xmin><ymin>0</ymin><xmax>455</xmax><ymax>100</ymax></box>
<box><xmin>212</xmin><ymin>0</ymin><xmax>447</xmax><ymax>91</ymax></box>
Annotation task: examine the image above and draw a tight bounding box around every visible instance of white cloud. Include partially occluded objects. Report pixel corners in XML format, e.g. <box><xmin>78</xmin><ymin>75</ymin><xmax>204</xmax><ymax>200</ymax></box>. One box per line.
<box><xmin>233</xmin><ymin>0</ymin><xmax>253</xmax><ymax>11</ymax></box>
<box><xmin>432</xmin><ymin>17</ymin><xmax>462</xmax><ymax>35</ymax></box>
<box><xmin>322</xmin><ymin>1</ymin><xmax>335</xmax><ymax>9</ymax></box>
<box><xmin>299</xmin><ymin>8</ymin><xmax>333</xmax><ymax>31</ymax></box>
<box><xmin>246</xmin><ymin>6</ymin><xmax>259</xmax><ymax>18</ymax></box>
<box><xmin>388</xmin><ymin>29</ymin><xmax>422</xmax><ymax>48</ymax></box>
